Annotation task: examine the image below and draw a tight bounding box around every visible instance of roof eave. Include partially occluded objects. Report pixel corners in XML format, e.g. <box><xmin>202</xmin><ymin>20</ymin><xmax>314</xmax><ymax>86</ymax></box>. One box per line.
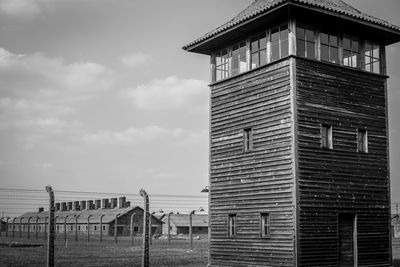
<box><xmin>183</xmin><ymin>1</ymin><xmax>400</xmax><ymax>54</ymax></box>
<box><xmin>290</xmin><ymin>2</ymin><xmax>400</xmax><ymax>46</ymax></box>
<box><xmin>183</xmin><ymin>2</ymin><xmax>290</xmax><ymax>55</ymax></box>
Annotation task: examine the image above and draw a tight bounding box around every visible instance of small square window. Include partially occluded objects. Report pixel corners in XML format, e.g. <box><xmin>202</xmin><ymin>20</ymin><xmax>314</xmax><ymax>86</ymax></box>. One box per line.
<box><xmin>260</xmin><ymin>213</ymin><xmax>271</xmax><ymax>238</ymax></box>
<box><xmin>321</xmin><ymin>125</ymin><xmax>333</xmax><ymax>149</ymax></box>
<box><xmin>243</xmin><ymin>128</ymin><xmax>253</xmax><ymax>152</ymax></box>
<box><xmin>357</xmin><ymin>129</ymin><xmax>368</xmax><ymax>153</ymax></box>
<box><xmin>228</xmin><ymin>214</ymin><xmax>237</xmax><ymax>237</ymax></box>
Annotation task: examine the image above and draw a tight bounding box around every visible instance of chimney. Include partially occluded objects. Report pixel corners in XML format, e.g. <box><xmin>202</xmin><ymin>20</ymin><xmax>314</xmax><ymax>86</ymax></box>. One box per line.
<box><xmin>38</xmin><ymin>207</ymin><xmax>44</xmax><ymax>213</ymax></box>
<box><xmin>80</xmin><ymin>200</ymin><xmax>86</xmax><ymax>210</ymax></box>
<box><xmin>67</xmin><ymin>202</ymin><xmax>73</xmax><ymax>211</ymax></box>
<box><xmin>126</xmin><ymin>201</ymin><xmax>131</xmax><ymax>208</ymax></box>
<box><xmin>73</xmin><ymin>201</ymin><xmax>80</xmax><ymax>211</ymax></box>
<box><xmin>61</xmin><ymin>202</ymin><xmax>67</xmax><ymax>212</ymax></box>
<box><xmin>55</xmin><ymin>203</ymin><xmax>61</xmax><ymax>211</ymax></box>
<box><xmin>119</xmin><ymin>197</ymin><xmax>126</xmax><ymax>208</ymax></box>
<box><xmin>111</xmin><ymin>197</ymin><xmax>118</xmax><ymax>209</ymax></box>
<box><xmin>95</xmin><ymin>199</ymin><xmax>101</xmax><ymax>209</ymax></box>
<box><xmin>86</xmin><ymin>200</ymin><xmax>94</xmax><ymax>210</ymax></box>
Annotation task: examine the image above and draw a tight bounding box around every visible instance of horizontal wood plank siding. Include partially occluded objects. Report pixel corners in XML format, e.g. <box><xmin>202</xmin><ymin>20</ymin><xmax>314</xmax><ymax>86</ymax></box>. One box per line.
<box><xmin>295</xmin><ymin>58</ymin><xmax>391</xmax><ymax>267</ymax></box>
<box><xmin>209</xmin><ymin>59</ymin><xmax>295</xmax><ymax>267</ymax></box>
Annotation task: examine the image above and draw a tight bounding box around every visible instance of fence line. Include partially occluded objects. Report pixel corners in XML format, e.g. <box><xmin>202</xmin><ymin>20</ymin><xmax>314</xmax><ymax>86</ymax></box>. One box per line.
<box><xmin>0</xmin><ymin>186</ymin><xmax>209</xmax><ymax>267</ymax></box>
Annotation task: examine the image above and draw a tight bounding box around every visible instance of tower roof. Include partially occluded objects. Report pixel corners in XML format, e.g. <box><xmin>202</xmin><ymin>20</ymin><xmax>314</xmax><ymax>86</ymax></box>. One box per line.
<box><xmin>183</xmin><ymin>0</ymin><xmax>400</xmax><ymax>54</ymax></box>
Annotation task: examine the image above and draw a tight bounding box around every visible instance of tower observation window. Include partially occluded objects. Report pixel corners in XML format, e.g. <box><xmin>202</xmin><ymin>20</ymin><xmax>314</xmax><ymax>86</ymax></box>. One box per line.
<box><xmin>296</xmin><ymin>26</ymin><xmax>316</xmax><ymax>59</ymax></box>
<box><xmin>321</xmin><ymin>32</ymin><xmax>339</xmax><ymax>64</ymax></box>
<box><xmin>271</xmin><ymin>24</ymin><xmax>289</xmax><ymax>61</ymax></box>
<box><xmin>251</xmin><ymin>33</ymin><xmax>267</xmax><ymax>69</ymax></box>
<box><xmin>343</xmin><ymin>36</ymin><xmax>360</xmax><ymax>68</ymax></box>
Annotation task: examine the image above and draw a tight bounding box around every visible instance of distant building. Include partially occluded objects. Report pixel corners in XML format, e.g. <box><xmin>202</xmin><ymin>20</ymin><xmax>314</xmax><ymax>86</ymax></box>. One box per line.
<box><xmin>0</xmin><ymin>219</ymin><xmax>6</xmax><ymax>232</ymax></box>
<box><xmin>393</xmin><ymin>215</ymin><xmax>400</xmax><ymax>239</ymax></box>
<box><xmin>162</xmin><ymin>214</ymin><xmax>208</xmax><ymax>236</ymax></box>
<box><xmin>9</xmin><ymin>197</ymin><xmax>163</xmax><ymax>237</ymax></box>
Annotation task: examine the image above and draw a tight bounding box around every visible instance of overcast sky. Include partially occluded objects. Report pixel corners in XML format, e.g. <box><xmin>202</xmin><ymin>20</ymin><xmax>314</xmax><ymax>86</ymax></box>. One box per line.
<box><xmin>0</xmin><ymin>0</ymin><xmax>399</xmax><ymax>203</ymax></box>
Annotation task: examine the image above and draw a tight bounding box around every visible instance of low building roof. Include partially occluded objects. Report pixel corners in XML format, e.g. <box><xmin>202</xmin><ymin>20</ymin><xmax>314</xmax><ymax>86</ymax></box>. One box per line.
<box><xmin>164</xmin><ymin>214</ymin><xmax>208</xmax><ymax>228</ymax></box>
<box><xmin>12</xmin><ymin>206</ymin><xmax>161</xmax><ymax>225</ymax></box>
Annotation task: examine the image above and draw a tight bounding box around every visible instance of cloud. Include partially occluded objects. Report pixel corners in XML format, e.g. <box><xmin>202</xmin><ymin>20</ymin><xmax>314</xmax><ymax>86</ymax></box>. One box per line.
<box><xmin>127</xmin><ymin>76</ymin><xmax>208</xmax><ymax>112</ymax></box>
<box><xmin>120</xmin><ymin>52</ymin><xmax>152</xmax><ymax>67</ymax></box>
<box><xmin>0</xmin><ymin>0</ymin><xmax>41</xmax><ymax>18</ymax></box>
<box><xmin>0</xmin><ymin>48</ymin><xmax>114</xmax><ymax>98</ymax></box>
<box><xmin>83</xmin><ymin>125</ymin><xmax>185</xmax><ymax>145</ymax></box>
<box><xmin>0</xmin><ymin>48</ymin><xmax>114</xmax><ymax>148</ymax></box>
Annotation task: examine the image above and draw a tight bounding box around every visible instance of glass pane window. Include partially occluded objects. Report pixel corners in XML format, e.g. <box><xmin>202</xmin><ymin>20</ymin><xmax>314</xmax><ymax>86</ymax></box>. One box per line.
<box><xmin>261</xmin><ymin>213</ymin><xmax>271</xmax><ymax>237</ymax></box>
<box><xmin>215</xmin><ymin>49</ymin><xmax>231</xmax><ymax>81</ymax></box>
<box><xmin>243</xmin><ymin>128</ymin><xmax>253</xmax><ymax>152</ymax></box>
<box><xmin>232</xmin><ymin>42</ymin><xmax>247</xmax><ymax>75</ymax></box>
<box><xmin>364</xmin><ymin>41</ymin><xmax>380</xmax><ymax>74</ymax></box>
<box><xmin>357</xmin><ymin>129</ymin><xmax>368</xmax><ymax>153</ymax></box>
<box><xmin>321</xmin><ymin>124</ymin><xmax>333</xmax><ymax>149</ymax></box>
<box><xmin>251</xmin><ymin>33</ymin><xmax>267</xmax><ymax>69</ymax></box>
<box><xmin>228</xmin><ymin>214</ymin><xmax>237</xmax><ymax>237</ymax></box>
<box><xmin>343</xmin><ymin>36</ymin><xmax>360</xmax><ymax>68</ymax></box>
<box><xmin>296</xmin><ymin>26</ymin><xmax>316</xmax><ymax>59</ymax></box>
<box><xmin>271</xmin><ymin>24</ymin><xmax>289</xmax><ymax>62</ymax></box>
<box><xmin>321</xmin><ymin>32</ymin><xmax>339</xmax><ymax>64</ymax></box>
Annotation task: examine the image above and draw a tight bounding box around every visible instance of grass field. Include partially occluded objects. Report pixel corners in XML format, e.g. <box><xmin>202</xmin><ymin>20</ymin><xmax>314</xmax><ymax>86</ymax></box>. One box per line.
<box><xmin>0</xmin><ymin>235</ymin><xmax>208</xmax><ymax>267</ymax></box>
<box><xmin>0</xmin><ymin>235</ymin><xmax>399</xmax><ymax>266</ymax></box>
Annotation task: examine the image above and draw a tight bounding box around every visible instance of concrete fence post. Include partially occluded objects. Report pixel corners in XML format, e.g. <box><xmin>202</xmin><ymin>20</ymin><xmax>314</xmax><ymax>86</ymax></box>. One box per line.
<box><xmin>44</xmin><ymin>217</ymin><xmax>48</xmax><ymax>240</ymax></box>
<box><xmin>87</xmin><ymin>215</ymin><xmax>92</xmax><ymax>242</ymax></box>
<box><xmin>64</xmin><ymin>216</ymin><xmax>69</xmax><ymax>244</ymax></box>
<box><xmin>35</xmin><ymin>217</ymin><xmax>39</xmax><ymax>240</ymax></box>
<box><xmin>27</xmin><ymin>217</ymin><xmax>32</xmax><ymax>239</ymax></box>
<box><xmin>130</xmin><ymin>213</ymin><xmax>136</xmax><ymax>246</ymax></box>
<box><xmin>5</xmin><ymin>217</ymin><xmax>10</xmax><ymax>237</ymax></box>
<box><xmin>74</xmin><ymin>215</ymin><xmax>80</xmax><ymax>242</ymax></box>
<box><xmin>0</xmin><ymin>217</ymin><xmax>3</xmax><ymax>238</ymax></box>
<box><xmin>45</xmin><ymin>185</ymin><xmax>55</xmax><ymax>267</ymax></box>
<box><xmin>189</xmin><ymin>211</ymin><xmax>195</xmax><ymax>250</ymax></box>
<box><xmin>149</xmin><ymin>212</ymin><xmax>152</xmax><ymax>246</ymax></box>
<box><xmin>19</xmin><ymin>217</ymin><xmax>23</xmax><ymax>238</ymax></box>
<box><xmin>54</xmin><ymin>216</ymin><xmax>59</xmax><ymax>240</ymax></box>
<box><xmin>100</xmin><ymin>214</ymin><xmax>105</xmax><ymax>242</ymax></box>
<box><xmin>140</xmin><ymin>189</ymin><xmax>149</xmax><ymax>267</ymax></box>
<box><xmin>114</xmin><ymin>213</ymin><xmax>121</xmax><ymax>244</ymax></box>
<box><xmin>167</xmin><ymin>212</ymin><xmax>173</xmax><ymax>246</ymax></box>
<box><xmin>12</xmin><ymin>217</ymin><xmax>17</xmax><ymax>238</ymax></box>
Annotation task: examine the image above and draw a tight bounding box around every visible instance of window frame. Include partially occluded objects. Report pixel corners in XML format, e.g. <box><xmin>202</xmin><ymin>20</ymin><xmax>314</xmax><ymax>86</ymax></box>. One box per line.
<box><xmin>260</xmin><ymin>213</ymin><xmax>271</xmax><ymax>238</ymax></box>
<box><xmin>357</xmin><ymin>129</ymin><xmax>368</xmax><ymax>153</ymax></box>
<box><xmin>343</xmin><ymin>35</ymin><xmax>360</xmax><ymax>68</ymax></box>
<box><xmin>296</xmin><ymin>25</ymin><xmax>317</xmax><ymax>59</ymax></box>
<box><xmin>364</xmin><ymin>41</ymin><xmax>381</xmax><ymax>74</ymax></box>
<box><xmin>250</xmin><ymin>32</ymin><xmax>267</xmax><ymax>70</ymax></box>
<box><xmin>243</xmin><ymin>128</ymin><xmax>253</xmax><ymax>152</ymax></box>
<box><xmin>320</xmin><ymin>31</ymin><xmax>339</xmax><ymax>64</ymax></box>
<box><xmin>271</xmin><ymin>23</ymin><xmax>289</xmax><ymax>62</ymax></box>
<box><xmin>321</xmin><ymin>124</ymin><xmax>333</xmax><ymax>149</ymax></box>
<box><xmin>228</xmin><ymin>214</ymin><xmax>237</xmax><ymax>238</ymax></box>
<box><xmin>211</xmin><ymin>21</ymin><xmax>384</xmax><ymax>83</ymax></box>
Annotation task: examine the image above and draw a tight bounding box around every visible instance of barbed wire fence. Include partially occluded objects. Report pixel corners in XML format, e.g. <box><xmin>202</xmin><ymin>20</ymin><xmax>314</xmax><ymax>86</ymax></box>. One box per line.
<box><xmin>1</xmin><ymin>186</ymin><xmax>399</xmax><ymax>267</ymax></box>
<box><xmin>0</xmin><ymin>186</ymin><xmax>209</xmax><ymax>267</ymax></box>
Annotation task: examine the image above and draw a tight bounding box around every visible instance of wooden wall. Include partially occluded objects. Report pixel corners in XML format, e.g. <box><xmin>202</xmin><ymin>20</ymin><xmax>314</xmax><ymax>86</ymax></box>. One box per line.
<box><xmin>209</xmin><ymin>59</ymin><xmax>295</xmax><ymax>267</ymax></box>
<box><xmin>295</xmin><ymin>58</ymin><xmax>391</xmax><ymax>267</ymax></box>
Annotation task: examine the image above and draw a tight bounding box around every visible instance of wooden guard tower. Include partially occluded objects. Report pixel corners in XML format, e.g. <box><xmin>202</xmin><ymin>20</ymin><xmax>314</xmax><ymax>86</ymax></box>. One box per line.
<box><xmin>184</xmin><ymin>0</ymin><xmax>400</xmax><ymax>266</ymax></box>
